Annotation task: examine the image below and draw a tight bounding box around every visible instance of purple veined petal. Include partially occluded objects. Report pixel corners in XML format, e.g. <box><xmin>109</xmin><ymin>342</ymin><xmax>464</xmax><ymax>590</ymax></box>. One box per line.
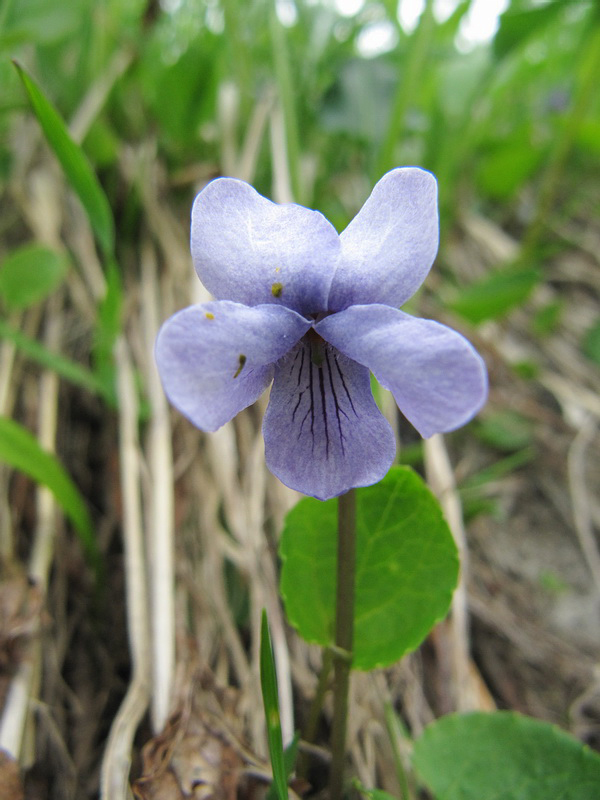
<box><xmin>156</xmin><ymin>301</ymin><xmax>311</xmax><ymax>432</ymax></box>
<box><xmin>263</xmin><ymin>335</ymin><xmax>396</xmax><ymax>501</ymax></box>
<box><xmin>327</xmin><ymin>168</ymin><xmax>439</xmax><ymax>312</ymax></box>
<box><xmin>191</xmin><ymin>178</ymin><xmax>340</xmax><ymax>316</ymax></box>
<box><xmin>316</xmin><ymin>304</ymin><xmax>488</xmax><ymax>439</ymax></box>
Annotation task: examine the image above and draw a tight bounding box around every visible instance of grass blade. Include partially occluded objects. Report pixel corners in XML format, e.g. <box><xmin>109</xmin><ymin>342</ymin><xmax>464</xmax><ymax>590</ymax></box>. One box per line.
<box><xmin>266</xmin><ymin>734</ymin><xmax>299</xmax><ymax>800</ymax></box>
<box><xmin>13</xmin><ymin>60</ymin><xmax>115</xmax><ymax>259</ymax></box>
<box><xmin>0</xmin><ymin>416</ymin><xmax>99</xmax><ymax>569</ymax></box>
<box><xmin>260</xmin><ymin>609</ymin><xmax>289</xmax><ymax>800</ymax></box>
<box><xmin>92</xmin><ymin>257</ymin><xmax>122</xmax><ymax>408</ymax></box>
<box><xmin>0</xmin><ymin>317</ymin><xmax>111</xmax><ymax>401</ymax></box>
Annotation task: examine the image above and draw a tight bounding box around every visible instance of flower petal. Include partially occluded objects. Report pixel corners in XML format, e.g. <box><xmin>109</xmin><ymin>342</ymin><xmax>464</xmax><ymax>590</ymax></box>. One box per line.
<box><xmin>327</xmin><ymin>168</ymin><xmax>439</xmax><ymax>311</ymax></box>
<box><xmin>316</xmin><ymin>305</ymin><xmax>487</xmax><ymax>438</ymax></box>
<box><xmin>191</xmin><ymin>178</ymin><xmax>340</xmax><ymax>315</ymax></box>
<box><xmin>263</xmin><ymin>337</ymin><xmax>396</xmax><ymax>500</ymax></box>
<box><xmin>156</xmin><ymin>301</ymin><xmax>311</xmax><ymax>432</ymax></box>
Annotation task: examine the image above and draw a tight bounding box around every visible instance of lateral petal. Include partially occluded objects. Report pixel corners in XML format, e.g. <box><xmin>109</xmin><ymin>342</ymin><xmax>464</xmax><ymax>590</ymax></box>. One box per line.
<box><xmin>316</xmin><ymin>305</ymin><xmax>487</xmax><ymax>438</ymax></box>
<box><xmin>191</xmin><ymin>178</ymin><xmax>340</xmax><ymax>315</ymax></box>
<box><xmin>155</xmin><ymin>301</ymin><xmax>311</xmax><ymax>432</ymax></box>
<box><xmin>328</xmin><ymin>167</ymin><xmax>439</xmax><ymax>311</ymax></box>
<box><xmin>263</xmin><ymin>337</ymin><xmax>396</xmax><ymax>500</ymax></box>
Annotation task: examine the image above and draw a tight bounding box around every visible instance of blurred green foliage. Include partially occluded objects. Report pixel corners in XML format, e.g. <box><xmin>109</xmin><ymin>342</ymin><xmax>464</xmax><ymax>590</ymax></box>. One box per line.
<box><xmin>0</xmin><ymin>244</ymin><xmax>69</xmax><ymax>310</ymax></box>
<box><xmin>2</xmin><ymin>7</ymin><xmax>599</xmax><ymax>782</ymax></box>
<box><xmin>4</xmin><ymin>0</ymin><xmax>599</xmax><ymax>339</ymax></box>
<box><xmin>2</xmin><ymin>0</ymin><xmax>599</xmax><ymax>514</ymax></box>
<box><xmin>582</xmin><ymin>319</ymin><xmax>600</xmax><ymax>366</ymax></box>
<box><xmin>2</xmin><ymin>10</ymin><xmax>598</xmax><ymax>787</ymax></box>
<box><xmin>2</xmin><ymin>0</ymin><xmax>598</xmax><ymax>219</ymax></box>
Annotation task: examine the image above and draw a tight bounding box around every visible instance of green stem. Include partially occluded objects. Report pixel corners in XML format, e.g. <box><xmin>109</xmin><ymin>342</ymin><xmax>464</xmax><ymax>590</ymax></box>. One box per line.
<box><xmin>329</xmin><ymin>489</ymin><xmax>356</xmax><ymax>800</ymax></box>
<box><xmin>297</xmin><ymin>648</ymin><xmax>333</xmax><ymax>780</ymax></box>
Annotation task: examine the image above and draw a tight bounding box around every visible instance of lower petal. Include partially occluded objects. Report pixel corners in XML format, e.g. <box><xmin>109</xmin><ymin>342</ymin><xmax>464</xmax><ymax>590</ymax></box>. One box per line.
<box><xmin>316</xmin><ymin>305</ymin><xmax>487</xmax><ymax>439</ymax></box>
<box><xmin>156</xmin><ymin>301</ymin><xmax>311</xmax><ymax>432</ymax></box>
<box><xmin>263</xmin><ymin>337</ymin><xmax>395</xmax><ymax>500</ymax></box>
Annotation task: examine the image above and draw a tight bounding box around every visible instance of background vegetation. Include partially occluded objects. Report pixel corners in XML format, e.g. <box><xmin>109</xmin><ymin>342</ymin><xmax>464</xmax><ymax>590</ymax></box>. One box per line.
<box><xmin>1</xmin><ymin>0</ymin><xmax>599</xmax><ymax>797</ymax></box>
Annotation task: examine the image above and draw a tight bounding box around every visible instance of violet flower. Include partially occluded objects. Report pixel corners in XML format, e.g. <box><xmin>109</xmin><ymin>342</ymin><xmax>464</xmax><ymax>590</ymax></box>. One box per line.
<box><xmin>156</xmin><ymin>168</ymin><xmax>487</xmax><ymax>500</ymax></box>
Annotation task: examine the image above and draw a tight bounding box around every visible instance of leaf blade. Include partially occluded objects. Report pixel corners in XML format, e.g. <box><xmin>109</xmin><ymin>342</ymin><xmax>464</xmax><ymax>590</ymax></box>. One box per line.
<box><xmin>0</xmin><ymin>416</ymin><xmax>98</xmax><ymax>567</ymax></box>
<box><xmin>13</xmin><ymin>61</ymin><xmax>115</xmax><ymax>258</ymax></box>
<box><xmin>413</xmin><ymin>711</ymin><xmax>600</xmax><ymax>800</ymax></box>
<box><xmin>280</xmin><ymin>467</ymin><xmax>459</xmax><ymax>671</ymax></box>
<box><xmin>0</xmin><ymin>244</ymin><xmax>69</xmax><ymax>310</ymax></box>
<box><xmin>447</xmin><ymin>266</ymin><xmax>541</xmax><ymax>325</ymax></box>
<box><xmin>260</xmin><ymin>610</ymin><xmax>289</xmax><ymax>800</ymax></box>
<box><xmin>0</xmin><ymin>317</ymin><xmax>110</xmax><ymax>400</ymax></box>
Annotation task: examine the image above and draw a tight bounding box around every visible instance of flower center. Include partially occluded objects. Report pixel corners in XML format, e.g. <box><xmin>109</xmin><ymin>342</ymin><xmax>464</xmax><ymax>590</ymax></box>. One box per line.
<box><xmin>284</xmin><ymin>336</ymin><xmax>359</xmax><ymax>461</ymax></box>
<box><xmin>307</xmin><ymin>327</ymin><xmax>325</xmax><ymax>367</ymax></box>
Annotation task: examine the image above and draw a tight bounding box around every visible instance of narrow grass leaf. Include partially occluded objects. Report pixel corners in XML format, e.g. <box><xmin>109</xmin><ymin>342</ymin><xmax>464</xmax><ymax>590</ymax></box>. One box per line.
<box><xmin>582</xmin><ymin>318</ymin><xmax>600</xmax><ymax>365</ymax></box>
<box><xmin>0</xmin><ymin>317</ymin><xmax>110</xmax><ymax>400</ymax></box>
<box><xmin>92</xmin><ymin>257</ymin><xmax>122</xmax><ymax>407</ymax></box>
<box><xmin>531</xmin><ymin>300</ymin><xmax>562</xmax><ymax>337</ymax></box>
<box><xmin>282</xmin><ymin>733</ymin><xmax>298</xmax><ymax>782</ymax></box>
<box><xmin>265</xmin><ymin>734</ymin><xmax>299</xmax><ymax>800</ymax></box>
<box><xmin>0</xmin><ymin>0</ymin><xmax>86</xmax><ymax>46</ymax></box>
<box><xmin>477</xmin><ymin>143</ymin><xmax>542</xmax><ymax>201</ymax></box>
<box><xmin>461</xmin><ymin>447</ymin><xmax>535</xmax><ymax>491</ymax></box>
<box><xmin>0</xmin><ymin>244</ymin><xmax>69</xmax><ymax>310</ymax></box>
<box><xmin>13</xmin><ymin>61</ymin><xmax>115</xmax><ymax>258</ymax></box>
<box><xmin>493</xmin><ymin>0</ymin><xmax>570</xmax><ymax>60</ymax></box>
<box><xmin>447</xmin><ymin>266</ymin><xmax>540</xmax><ymax>324</ymax></box>
<box><xmin>475</xmin><ymin>411</ymin><xmax>534</xmax><ymax>453</ymax></box>
<box><xmin>260</xmin><ymin>610</ymin><xmax>288</xmax><ymax>800</ymax></box>
<box><xmin>0</xmin><ymin>416</ymin><xmax>99</xmax><ymax>568</ymax></box>
<box><xmin>280</xmin><ymin>467</ymin><xmax>459</xmax><ymax>671</ymax></box>
<box><xmin>413</xmin><ymin>711</ymin><xmax>600</xmax><ymax>800</ymax></box>
<box><xmin>353</xmin><ymin>783</ymin><xmax>398</xmax><ymax>800</ymax></box>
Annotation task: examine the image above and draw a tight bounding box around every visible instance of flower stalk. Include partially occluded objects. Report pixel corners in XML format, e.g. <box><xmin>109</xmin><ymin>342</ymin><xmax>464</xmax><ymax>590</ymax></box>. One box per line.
<box><xmin>329</xmin><ymin>488</ymin><xmax>356</xmax><ymax>800</ymax></box>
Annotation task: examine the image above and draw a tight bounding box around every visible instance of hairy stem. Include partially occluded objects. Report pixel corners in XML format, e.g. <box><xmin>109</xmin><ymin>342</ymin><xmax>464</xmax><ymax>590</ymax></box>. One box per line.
<box><xmin>329</xmin><ymin>489</ymin><xmax>356</xmax><ymax>800</ymax></box>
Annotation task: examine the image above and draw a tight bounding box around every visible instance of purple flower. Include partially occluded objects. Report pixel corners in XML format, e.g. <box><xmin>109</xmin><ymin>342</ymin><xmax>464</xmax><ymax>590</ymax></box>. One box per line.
<box><xmin>155</xmin><ymin>168</ymin><xmax>487</xmax><ymax>500</ymax></box>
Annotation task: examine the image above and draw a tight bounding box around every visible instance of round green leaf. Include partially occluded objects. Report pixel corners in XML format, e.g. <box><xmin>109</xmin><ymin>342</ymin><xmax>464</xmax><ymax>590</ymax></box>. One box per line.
<box><xmin>0</xmin><ymin>244</ymin><xmax>69</xmax><ymax>310</ymax></box>
<box><xmin>279</xmin><ymin>467</ymin><xmax>459</xmax><ymax>671</ymax></box>
<box><xmin>413</xmin><ymin>711</ymin><xmax>600</xmax><ymax>800</ymax></box>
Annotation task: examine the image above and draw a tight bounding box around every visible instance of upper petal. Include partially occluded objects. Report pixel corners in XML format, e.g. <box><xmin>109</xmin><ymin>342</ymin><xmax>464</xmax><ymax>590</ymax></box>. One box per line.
<box><xmin>327</xmin><ymin>168</ymin><xmax>439</xmax><ymax>311</ymax></box>
<box><xmin>316</xmin><ymin>305</ymin><xmax>487</xmax><ymax>438</ymax></box>
<box><xmin>263</xmin><ymin>337</ymin><xmax>396</xmax><ymax>500</ymax></box>
<box><xmin>156</xmin><ymin>301</ymin><xmax>311</xmax><ymax>432</ymax></box>
<box><xmin>191</xmin><ymin>178</ymin><xmax>340</xmax><ymax>315</ymax></box>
